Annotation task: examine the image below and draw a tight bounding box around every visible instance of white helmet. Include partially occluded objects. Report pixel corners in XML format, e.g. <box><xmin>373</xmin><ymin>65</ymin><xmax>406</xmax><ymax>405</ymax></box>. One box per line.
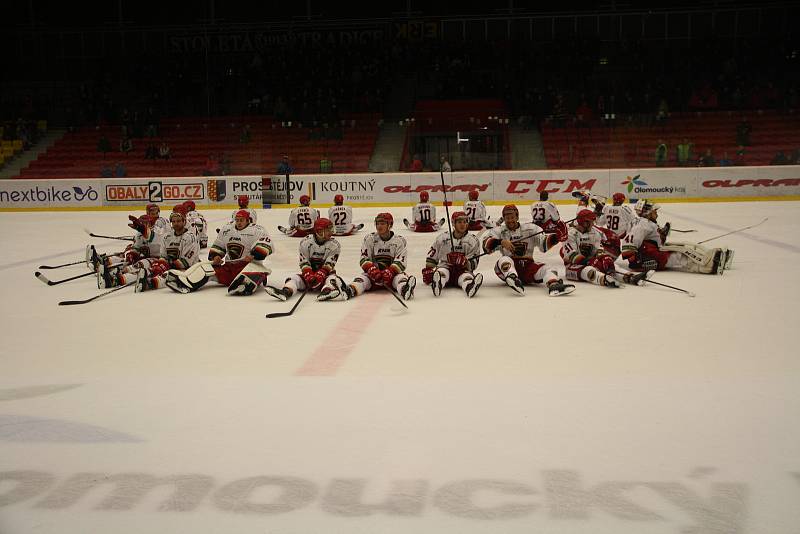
<box><xmin>638</xmin><ymin>199</ymin><xmax>660</xmax><ymax>217</ymax></box>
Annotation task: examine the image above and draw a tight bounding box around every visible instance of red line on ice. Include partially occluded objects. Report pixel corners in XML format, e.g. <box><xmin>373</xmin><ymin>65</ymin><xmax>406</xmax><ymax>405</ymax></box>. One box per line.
<box><xmin>294</xmin><ymin>293</ymin><xmax>387</xmax><ymax>376</ymax></box>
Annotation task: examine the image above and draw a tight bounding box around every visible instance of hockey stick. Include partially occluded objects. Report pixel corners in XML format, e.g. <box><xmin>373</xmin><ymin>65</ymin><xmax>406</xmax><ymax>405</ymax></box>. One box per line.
<box><xmin>669</xmin><ymin>228</ymin><xmax>697</xmax><ymax>233</ymax></box>
<box><xmin>619</xmin><ymin>269</ymin><xmax>695</xmax><ymax>297</ymax></box>
<box><xmin>58</xmin><ymin>281</ymin><xmax>136</xmax><ymax>306</ymax></box>
<box><xmin>439</xmin><ymin>170</ymin><xmax>455</xmax><ymax>253</ymax></box>
<box><xmin>697</xmin><ymin>217</ymin><xmax>768</xmax><ymax>245</ymax></box>
<box><xmin>266</xmin><ymin>289</ymin><xmax>308</xmax><ymax>318</ymax></box>
<box><xmin>84</xmin><ymin>229</ymin><xmax>135</xmax><ymax>241</ymax></box>
<box><xmin>39</xmin><ymin>259</ymin><xmax>87</xmax><ymax>270</ymax></box>
<box><xmin>35</xmin><ymin>270</ymin><xmax>95</xmax><ymax>286</ymax></box>
<box><xmin>386</xmin><ymin>285</ymin><xmax>408</xmax><ymax>309</ymax></box>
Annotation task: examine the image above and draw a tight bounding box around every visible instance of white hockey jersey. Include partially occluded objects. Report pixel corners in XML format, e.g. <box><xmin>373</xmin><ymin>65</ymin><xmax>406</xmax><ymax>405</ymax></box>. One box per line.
<box><xmin>463</xmin><ymin>200</ymin><xmax>489</xmax><ymax>224</ymax></box>
<box><xmin>185</xmin><ymin>210</ymin><xmax>208</xmax><ymax>246</ymax></box>
<box><xmin>161</xmin><ymin>229</ymin><xmax>200</xmax><ymax>270</ymax></box>
<box><xmin>562</xmin><ymin>225</ymin><xmax>606</xmax><ymax>264</ymax></box>
<box><xmin>231</xmin><ymin>208</ymin><xmax>258</xmax><ymax>224</ymax></box>
<box><xmin>289</xmin><ymin>206</ymin><xmax>320</xmax><ymax>231</ymax></box>
<box><xmin>298</xmin><ymin>235</ymin><xmax>341</xmax><ymax>272</ymax></box>
<box><xmin>360</xmin><ymin>232</ymin><xmax>409</xmax><ymax>272</ymax></box>
<box><xmin>153</xmin><ymin>217</ymin><xmax>169</xmax><ymax>233</ymax></box>
<box><xmin>597</xmin><ymin>204</ymin><xmax>636</xmax><ymax>237</ymax></box>
<box><xmin>622</xmin><ymin>218</ymin><xmax>663</xmax><ymax>255</ymax></box>
<box><xmin>211</xmin><ymin>223</ymin><xmax>274</xmax><ymax>261</ymax></box>
<box><xmin>412</xmin><ymin>202</ymin><xmax>437</xmax><ymax>225</ymax></box>
<box><xmin>133</xmin><ymin>227</ymin><xmax>165</xmax><ymax>259</ymax></box>
<box><xmin>328</xmin><ymin>205</ymin><xmax>354</xmax><ymax>234</ymax></box>
<box><xmin>426</xmin><ymin>231</ymin><xmax>481</xmax><ymax>269</ymax></box>
<box><xmin>530</xmin><ymin>201</ymin><xmax>562</xmax><ymax>226</ymax></box>
<box><xmin>483</xmin><ymin>222</ymin><xmax>549</xmax><ymax>259</ymax></box>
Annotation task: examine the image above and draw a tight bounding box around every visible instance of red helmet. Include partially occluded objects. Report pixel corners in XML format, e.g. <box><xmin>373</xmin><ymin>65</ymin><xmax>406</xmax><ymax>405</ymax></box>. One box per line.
<box><xmin>451</xmin><ymin>211</ymin><xmax>468</xmax><ymax>223</ymax></box>
<box><xmin>612</xmin><ymin>193</ymin><xmax>626</xmax><ymax>205</ymax></box>
<box><xmin>172</xmin><ymin>203</ymin><xmax>188</xmax><ymax>216</ymax></box>
<box><xmin>576</xmin><ymin>209</ymin><xmax>597</xmax><ymax>225</ymax></box>
<box><xmin>502</xmin><ymin>204</ymin><xmax>519</xmax><ymax>217</ymax></box>
<box><xmin>184</xmin><ymin>200</ymin><xmax>196</xmax><ymax>212</ymax></box>
<box><xmin>234</xmin><ymin>209</ymin><xmax>252</xmax><ymax>223</ymax></box>
<box><xmin>299</xmin><ymin>195</ymin><xmax>311</xmax><ymax>206</ymax></box>
<box><xmin>375</xmin><ymin>212</ymin><xmax>394</xmax><ymax>227</ymax></box>
<box><xmin>238</xmin><ymin>195</ymin><xmax>249</xmax><ymax>208</ymax></box>
<box><xmin>334</xmin><ymin>194</ymin><xmax>344</xmax><ymax>205</ymax></box>
<box><xmin>468</xmin><ymin>190</ymin><xmax>479</xmax><ymax>201</ymax></box>
<box><xmin>419</xmin><ymin>191</ymin><xmax>430</xmax><ymax>202</ymax></box>
<box><xmin>314</xmin><ymin>217</ymin><xmax>333</xmax><ymax>233</ymax></box>
<box><xmin>145</xmin><ymin>203</ymin><xmax>159</xmax><ymax>214</ymax></box>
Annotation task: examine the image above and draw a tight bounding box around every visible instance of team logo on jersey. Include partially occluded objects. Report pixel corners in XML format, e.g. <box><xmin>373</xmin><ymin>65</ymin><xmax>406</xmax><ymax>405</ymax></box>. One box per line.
<box><xmin>226</xmin><ymin>243</ymin><xmax>245</xmax><ymax>259</ymax></box>
<box><xmin>207</xmin><ymin>180</ymin><xmax>226</xmax><ymax>202</ymax></box>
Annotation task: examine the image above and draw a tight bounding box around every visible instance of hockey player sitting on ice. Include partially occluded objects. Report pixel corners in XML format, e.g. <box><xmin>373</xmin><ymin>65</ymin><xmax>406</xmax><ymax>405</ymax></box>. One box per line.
<box><xmin>621</xmin><ymin>200</ymin><xmax>734</xmax><ymax>275</ymax></box>
<box><xmin>530</xmin><ymin>191</ymin><xmax>567</xmax><ymax>241</ymax></box>
<box><xmin>146</xmin><ymin>203</ymin><xmax>169</xmax><ymax>233</ymax></box>
<box><xmin>592</xmin><ymin>192</ymin><xmax>636</xmax><ymax>258</ymax></box>
<box><xmin>404</xmin><ymin>191</ymin><xmax>445</xmax><ymax>232</ymax></box>
<box><xmin>328</xmin><ymin>194</ymin><xmax>363</xmax><ymax>236</ymax></box>
<box><xmin>93</xmin><ymin>213</ymin><xmax>164</xmax><ymax>276</ymax></box>
<box><xmin>279</xmin><ymin>195</ymin><xmax>319</xmax><ymax>237</ymax></box>
<box><xmin>98</xmin><ymin>208</ymin><xmax>200</xmax><ymax>290</ymax></box>
<box><xmin>562</xmin><ymin>210</ymin><xmax>650</xmax><ymax>287</ymax></box>
<box><xmin>463</xmin><ymin>190</ymin><xmax>493</xmax><ymax>231</ymax></box>
<box><xmin>318</xmin><ymin>212</ymin><xmax>416</xmax><ymax>302</ymax></box>
<box><xmin>422</xmin><ymin>211</ymin><xmax>483</xmax><ymax>298</ymax></box>
<box><xmin>164</xmin><ymin>210</ymin><xmax>273</xmax><ymax>295</ymax></box>
<box><xmin>231</xmin><ymin>195</ymin><xmax>258</xmax><ymax>224</ymax></box>
<box><xmin>183</xmin><ymin>200</ymin><xmax>208</xmax><ymax>248</ymax></box>
<box><xmin>265</xmin><ymin>218</ymin><xmax>342</xmax><ymax>301</ymax></box>
<box><xmin>482</xmin><ymin>204</ymin><xmax>575</xmax><ymax>297</ymax></box>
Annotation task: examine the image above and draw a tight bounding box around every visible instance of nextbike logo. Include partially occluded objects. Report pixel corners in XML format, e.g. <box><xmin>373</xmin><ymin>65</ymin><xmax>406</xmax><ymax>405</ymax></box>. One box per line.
<box><xmin>105</xmin><ymin>182</ymin><xmax>204</xmax><ymax>202</ymax></box>
<box><xmin>0</xmin><ymin>185</ymin><xmax>99</xmax><ymax>204</ymax></box>
<box><xmin>702</xmin><ymin>178</ymin><xmax>800</xmax><ymax>188</ymax></box>
<box><xmin>621</xmin><ymin>175</ymin><xmax>686</xmax><ymax>195</ymax></box>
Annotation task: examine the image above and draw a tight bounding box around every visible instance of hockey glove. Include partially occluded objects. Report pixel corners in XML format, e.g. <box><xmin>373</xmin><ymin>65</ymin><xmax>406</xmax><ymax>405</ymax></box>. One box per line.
<box><xmin>381</xmin><ymin>268</ymin><xmax>395</xmax><ymax>287</ymax></box>
<box><xmin>312</xmin><ymin>270</ymin><xmax>328</xmax><ymax>289</ymax></box>
<box><xmin>150</xmin><ymin>258</ymin><xmax>170</xmax><ymax>277</ymax></box>
<box><xmin>367</xmin><ymin>266</ymin><xmax>383</xmax><ymax>285</ymax></box>
<box><xmin>301</xmin><ymin>268</ymin><xmax>318</xmax><ymax>288</ymax></box>
<box><xmin>128</xmin><ymin>215</ymin><xmax>146</xmax><ymax>233</ymax></box>
<box><xmin>447</xmin><ymin>252</ymin><xmax>467</xmax><ymax>268</ymax></box>
<box><xmin>422</xmin><ymin>266</ymin><xmax>434</xmax><ymax>285</ymax></box>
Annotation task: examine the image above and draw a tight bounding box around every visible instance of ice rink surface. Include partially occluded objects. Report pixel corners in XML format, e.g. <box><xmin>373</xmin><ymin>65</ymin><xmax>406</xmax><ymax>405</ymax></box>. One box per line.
<box><xmin>1</xmin><ymin>201</ymin><xmax>798</xmax><ymax>534</ymax></box>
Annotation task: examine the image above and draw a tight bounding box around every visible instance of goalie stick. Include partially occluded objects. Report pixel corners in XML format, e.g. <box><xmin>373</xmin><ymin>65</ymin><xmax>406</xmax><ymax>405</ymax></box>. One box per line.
<box><xmin>58</xmin><ymin>281</ymin><xmax>135</xmax><ymax>306</ymax></box>
<box><xmin>266</xmin><ymin>289</ymin><xmax>308</xmax><ymax>319</ymax></box>
<box><xmin>697</xmin><ymin>217</ymin><xmax>768</xmax><ymax>245</ymax></box>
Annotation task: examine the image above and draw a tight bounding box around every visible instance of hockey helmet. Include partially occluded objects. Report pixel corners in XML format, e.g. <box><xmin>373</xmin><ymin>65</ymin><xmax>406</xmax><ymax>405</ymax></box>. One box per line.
<box><xmin>184</xmin><ymin>200</ymin><xmax>196</xmax><ymax>212</ymax></box>
<box><xmin>299</xmin><ymin>194</ymin><xmax>311</xmax><ymax>206</ymax></box>
<box><xmin>375</xmin><ymin>212</ymin><xmax>394</xmax><ymax>227</ymax></box>
<box><xmin>334</xmin><ymin>194</ymin><xmax>344</xmax><ymax>205</ymax></box>
<box><xmin>234</xmin><ymin>209</ymin><xmax>252</xmax><ymax>222</ymax></box>
<box><xmin>576</xmin><ymin>209</ymin><xmax>597</xmax><ymax>226</ymax></box>
<box><xmin>419</xmin><ymin>191</ymin><xmax>430</xmax><ymax>202</ymax></box>
<box><xmin>639</xmin><ymin>200</ymin><xmax>660</xmax><ymax>217</ymax></box>
<box><xmin>146</xmin><ymin>203</ymin><xmax>160</xmax><ymax>215</ymax></box>
<box><xmin>451</xmin><ymin>211</ymin><xmax>469</xmax><ymax>224</ymax></box>
<box><xmin>169</xmin><ymin>209</ymin><xmax>186</xmax><ymax>223</ymax></box>
<box><xmin>612</xmin><ymin>192</ymin><xmax>626</xmax><ymax>205</ymax></box>
<box><xmin>468</xmin><ymin>190</ymin><xmax>479</xmax><ymax>201</ymax></box>
<box><xmin>314</xmin><ymin>217</ymin><xmax>333</xmax><ymax>234</ymax></box>
<box><xmin>237</xmin><ymin>195</ymin><xmax>249</xmax><ymax>208</ymax></box>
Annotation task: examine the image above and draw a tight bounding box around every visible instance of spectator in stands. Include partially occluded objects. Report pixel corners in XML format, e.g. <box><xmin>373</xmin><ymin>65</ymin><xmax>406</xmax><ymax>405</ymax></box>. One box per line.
<box><xmin>440</xmin><ymin>155</ymin><xmax>452</xmax><ymax>172</ymax></box>
<box><xmin>203</xmin><ymin>154</ymin><xmax>221</xmax><ymax>176</ymax></box>
<box><xmin>575</xmin><ymin>99</ymin><xmax>594</xmax><ymax>127</ymax></box>
<box><xmin>655</xmin><ymin>140</ymin><xmax>668</xmax><ymax>167</ymax></box>
<box><xmin>770</xmin><ymin>151</ymin><xmax>789</xmax><ymax>165</ymax></box>
<box><xmin>698</xmin><ymin>148</ymin><xmax>716</xmax><ymax>167</ymax></box>
<box><xmin>719</xmin><ymin>152</ymin><xmax>734</xmax><ymax>166</ymax></box>
<box><xmin>119</xmin><ymin>136</ymin><xmax>133</xmax><ymax>156</ymax></box>
<box><xmin>655</xmin><ymin>98</ymin><xmax>669</xmax><ymax>123</ymax></box>
<box><xmin>676</xmin><ymin>138</ymin><xmax>693</xmax><ymax>166</ymax></box>
<box><xmin>158</xmin><ymin>141</ymin><xmax>171</xmax><ymax>160</ymax></box>
<box><xmin>410</xmin><ymin>154</ymin><xmax>423</xmax><ymax>172</ymax></box>
<box><xmin>320</xmin><ymin>155</ymin><xmax>332</xmax><ymax>173</ymax></box>
<box><xmin>735</xmin><ymin>145</ymin><xmax>747</xmax><ymax>166</ymax></box>
<box><xmin>145</xmin><ymin>142</ymin><xmax>158</xmax><ymax>160</ymax></box>
<box><xmin>239</xmin><ymin>124</ymin><xmax>251</xmax><ymax>143</ymax></box>
<box><xmin>97</xmin><ymin>135</ymin><xmax>111</xmax><ymax>159</ymax></box>
<box><xmin>100</xmin><ymin>164</ymin><xmax>113</xmax><ymax>178</ymax></box>
<box><xmin>114</xmin><ymin>162</ymin><xmax>127</xmax><ymax>177</ymax></box>
<box><xmin>736</xmin><ymin>117</ymin><xmax>752</xmax><ymax>146</ymax></box>
<box><xmin>277</xmin><ymin>155</ymin><xmax>293</xmax><ymax>175</ymax></box>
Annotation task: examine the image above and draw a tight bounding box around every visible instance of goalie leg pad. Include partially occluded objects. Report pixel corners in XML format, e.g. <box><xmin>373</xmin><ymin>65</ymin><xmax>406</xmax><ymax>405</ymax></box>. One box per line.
<box><xmin>662</xmin><ymin>243</ymin><xmax>723</xmax><ymax>274</ymax></box>
<box><xmin>165</xmin><ymin>262</ymin><xmax>214</xmax><ymax>294</ymax></box>
<box><xmin>228</xmin><ymin>271</ymin><xmax>269</xmax><ymax>296</ymax></box>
